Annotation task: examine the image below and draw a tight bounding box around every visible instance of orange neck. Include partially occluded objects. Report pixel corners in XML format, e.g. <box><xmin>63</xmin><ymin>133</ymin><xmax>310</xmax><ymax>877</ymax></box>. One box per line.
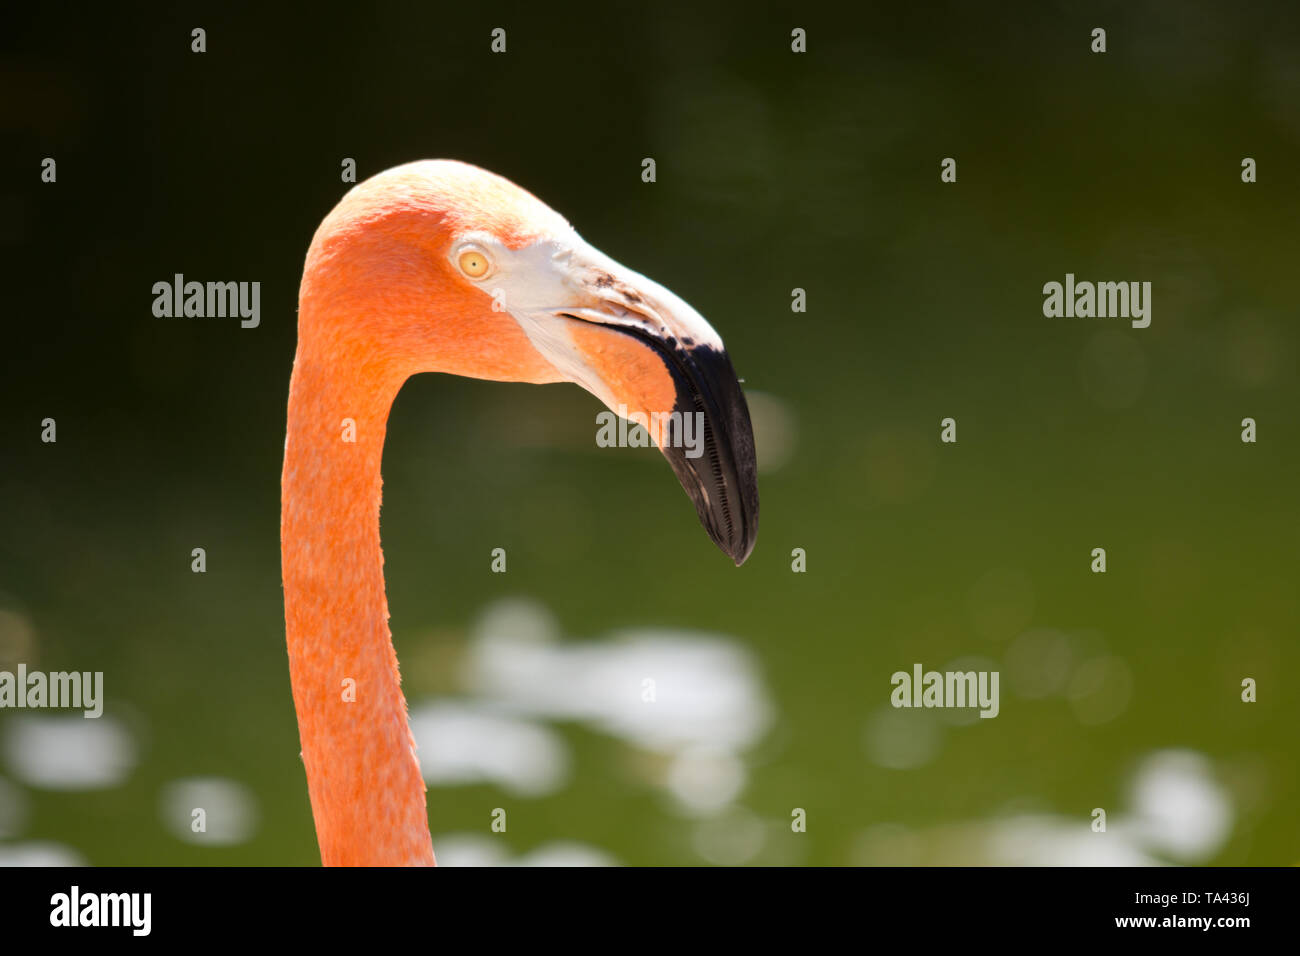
<box><xmin>281</xmin><ymin>339</ymin><xmax>435</xmax><ymax>866</ymax></box>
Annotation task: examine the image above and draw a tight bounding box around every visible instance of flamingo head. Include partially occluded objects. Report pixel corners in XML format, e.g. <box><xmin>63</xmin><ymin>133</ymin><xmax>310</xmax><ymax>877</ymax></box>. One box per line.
<box><xmin>301</xmin><ymin>159</ymin><xmax>758</xmax><ymax>565</ymax></box>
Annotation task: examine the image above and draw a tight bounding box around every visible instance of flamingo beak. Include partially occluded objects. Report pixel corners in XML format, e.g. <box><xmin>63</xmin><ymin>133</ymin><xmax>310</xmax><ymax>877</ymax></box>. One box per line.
<box><xmin>562</xmin><ymin>305</ymin><xmax>760</xmax><ymax>566</ymax></box>
<box><xmin>484</xmin><ymin>233</ymin><xmax>759</xmax><ymax>564</ymax></box>
<box><xmin>530</xmin><ymin>254</ymin><xmax>759</xmax><ymax>564</ymax></box>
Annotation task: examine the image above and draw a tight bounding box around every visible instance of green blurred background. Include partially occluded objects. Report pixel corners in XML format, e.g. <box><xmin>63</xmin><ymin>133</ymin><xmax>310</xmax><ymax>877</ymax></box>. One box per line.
<box><xmin>1</xmin><ymin>1</ymin><xmax>1296</xmax><ymax>865</ymax></box>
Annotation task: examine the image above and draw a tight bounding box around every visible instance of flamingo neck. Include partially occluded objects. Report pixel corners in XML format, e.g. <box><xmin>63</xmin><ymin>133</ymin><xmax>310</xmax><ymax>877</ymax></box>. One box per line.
<box><xmin>281</xmin><ymin>340</ymin><xmax>435</xmax><ymax>866</ymax></box>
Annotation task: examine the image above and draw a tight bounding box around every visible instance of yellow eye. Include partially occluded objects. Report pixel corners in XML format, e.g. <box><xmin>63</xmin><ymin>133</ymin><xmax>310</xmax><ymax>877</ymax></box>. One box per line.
<box><xmin>458</xmin><ymin>249</ymin><xmax>490</xmax><ymax>278</ymax></box>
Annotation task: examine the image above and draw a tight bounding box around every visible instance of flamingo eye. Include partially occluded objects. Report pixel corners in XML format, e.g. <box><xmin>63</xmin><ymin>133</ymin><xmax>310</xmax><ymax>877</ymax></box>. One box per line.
<box><xmin>457</xmin><ymin>248</ymin><xmax>491</xmax><ymax>279</ymax></box>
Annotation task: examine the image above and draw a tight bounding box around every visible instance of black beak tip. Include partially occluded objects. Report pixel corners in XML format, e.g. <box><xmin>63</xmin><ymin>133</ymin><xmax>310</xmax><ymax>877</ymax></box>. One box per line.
<box><xmin>695</xmin><ymin>502</ymin><xmax>757</xmax><ymax>566</ymax></box>
<box><xmin>716</xmin><ymin>487</ymin><xmax>759</xmax><ymax>566</ymax></box>
<box><xmin>729</xmin><ymin>535</ymin><xmax>756</xmax><ymax>567</ymax></box>
<box><xmin>674</xmin><ymin>345</ymin><xmax>760</xmax><ymax>568</ymax></box>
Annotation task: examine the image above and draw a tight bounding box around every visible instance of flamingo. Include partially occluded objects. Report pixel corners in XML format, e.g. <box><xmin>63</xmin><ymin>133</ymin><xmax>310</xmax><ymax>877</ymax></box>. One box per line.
<box><xmin>281</xmin><ymin>160</ymin><xmax>759</xmax><ymax>865</ymax></box>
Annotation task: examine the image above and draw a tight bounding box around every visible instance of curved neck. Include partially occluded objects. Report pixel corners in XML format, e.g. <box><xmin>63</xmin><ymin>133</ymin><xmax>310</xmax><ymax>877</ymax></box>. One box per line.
<box><xmin>281</xmin><ymin>338</ymin><xmax>435</xmax><ymax>866</ymax></box>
